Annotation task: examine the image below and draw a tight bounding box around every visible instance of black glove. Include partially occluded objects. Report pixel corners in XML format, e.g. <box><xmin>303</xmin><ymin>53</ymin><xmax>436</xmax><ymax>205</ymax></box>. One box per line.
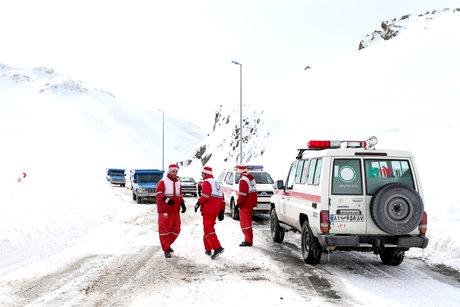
<box><xmin>164</xmin><ymin>197</ymin><xmax>174</xmax><ymax>206</ymax></box>
<box><xmin>194</xmin><ymin>201</ymin><xmax>201</xmax><ymax>212</ymax></box>
<box><xmin>235</xmin><ymin>204</ymin><xmax>239</xmax><ymax>211</ymax></box>
<box><xmin>181</xmin><ymin>202</ymin><xmax>186</xmax><ymax>213</ymax></box>
<box><xmin>218</xmin><ymin>210</ymin><xmax>224</xmax><ymax>221</ymax></box>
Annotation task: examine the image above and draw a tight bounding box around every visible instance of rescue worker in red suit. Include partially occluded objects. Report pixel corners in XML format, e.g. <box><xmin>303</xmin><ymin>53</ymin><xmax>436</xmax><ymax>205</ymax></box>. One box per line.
<box><xmin>236</xmin><ymin>165</ymin><xmax>257</xmax><ymax>247</ymax></box>
<box><xmin>155</xmin><ymin>164</ymin><xmax>187</xmax><ymax>258</ymax></box>
<box><xmin>194</xmin><ymin>166</ymin><xmax>225</xmax><ymax>259</ymax></box>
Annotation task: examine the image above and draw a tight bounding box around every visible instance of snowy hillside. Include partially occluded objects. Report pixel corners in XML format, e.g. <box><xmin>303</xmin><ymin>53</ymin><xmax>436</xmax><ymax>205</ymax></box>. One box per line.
<box><xmin>179</xmin><ymin>104</ymin><xmax>269</xmax><ymax>177</ymax></box>
<box><xmin>182</xmin><ymin>9</ymin><xmax>460</xmax><ymax>270</ymax></box>
<box><xmin>0</xmin><ymin>64</ymin><xmax>205</xmax><ymax>272</ymax></box>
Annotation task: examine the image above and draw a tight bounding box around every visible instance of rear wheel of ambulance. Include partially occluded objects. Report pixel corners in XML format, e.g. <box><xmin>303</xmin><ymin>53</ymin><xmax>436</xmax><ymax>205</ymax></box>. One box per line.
<box><xmin>380</xmin><ymin>248</ymin><xmax>405</xmax><ymax>266</ymax></box>
<box><xmin>301</xmin><ymin>222</ymin><xmax>322</xmax><ymax>264</ymax></box>
<box><xmin>270</xmin><ymin>208</ymin><xmax>285</xmax><ymax>243</ymax></box>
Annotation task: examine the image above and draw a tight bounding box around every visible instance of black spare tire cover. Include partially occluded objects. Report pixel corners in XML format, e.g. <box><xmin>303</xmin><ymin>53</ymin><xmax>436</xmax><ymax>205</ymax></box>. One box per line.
<box><xmin>370</xmin><ymin>183</ymin><xmax>424</xmax><ymax>235</ymax></box>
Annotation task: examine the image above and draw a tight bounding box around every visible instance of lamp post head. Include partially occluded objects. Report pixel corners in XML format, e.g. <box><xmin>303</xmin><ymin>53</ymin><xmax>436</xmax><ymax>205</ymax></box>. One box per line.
<box><xmin>231</xmin><ymin>60</ymin><xmax>241</xmax><ymax>65</ymax></box>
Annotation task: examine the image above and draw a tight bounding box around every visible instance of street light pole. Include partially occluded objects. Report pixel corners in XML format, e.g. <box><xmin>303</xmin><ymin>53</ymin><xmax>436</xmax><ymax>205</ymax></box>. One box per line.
<box><xmin>158</xmin><ymin>109</ymin><xmax>165</xmax><ymax>171</ymax></box>
<box><xmin>232</xmin><ymin>60</ymin><xmax>243</xmax><ymax>164</ymax></box>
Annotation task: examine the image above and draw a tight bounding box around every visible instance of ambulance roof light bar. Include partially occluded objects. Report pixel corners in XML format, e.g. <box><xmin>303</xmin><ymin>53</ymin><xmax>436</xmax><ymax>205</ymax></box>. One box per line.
<box><xmin>233</xmin><ymin>165</ymin><xmax>264</xmax><ymax>171</ymax></box>
<box><xmin>307</xmin><ymin>140</ymin><xmax>368</xmax><ymax>150</ymax></box>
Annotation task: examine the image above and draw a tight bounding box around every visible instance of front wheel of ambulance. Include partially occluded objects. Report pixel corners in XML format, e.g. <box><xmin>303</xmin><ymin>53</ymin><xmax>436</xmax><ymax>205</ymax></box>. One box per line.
<box><xmin>380</xmin><ymin>248</ymin><xmax>405</xmax><ymax>266</ymax></box>
<box><xmin>301</xmin><ymin>222</ymin><xmax>322</xmax><ymax>264</ymax></box>
<box><xmin>231</xmin><ymin>199</ymin><xmax>240</xmax><ymax>220</ymax></box>
<box><xmin>270</xmin><ymin>209</ymin><xmax>285</xmax><ymax>243</ymax></box>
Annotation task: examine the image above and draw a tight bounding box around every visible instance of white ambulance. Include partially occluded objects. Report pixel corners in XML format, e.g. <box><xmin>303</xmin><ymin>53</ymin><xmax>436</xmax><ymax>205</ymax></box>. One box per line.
<box><xmin>270</xmin><ymin>137</ymin><xmax>428</xmax><ymax>265</ymax></box>
<box><xmin>220</xmin><ymin>165</ymin><xmax>275</xmax><ymax>220</ymax></box>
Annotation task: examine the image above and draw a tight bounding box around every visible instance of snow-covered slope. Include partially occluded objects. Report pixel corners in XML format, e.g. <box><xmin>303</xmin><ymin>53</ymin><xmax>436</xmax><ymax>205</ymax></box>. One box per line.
<box><xmin>179</xmin><ymin>104</ymin><xmax>269</xmax><ymax>177</ymax></box>
<box><xmin>182</xmin><ymin>9</ymin><xmax>460</xmax><ymax>270</ymax></box>
<box><xmin>0</xmin><ymin>64</ymin><xmax>205</xmax><ymax>272</ymax></box>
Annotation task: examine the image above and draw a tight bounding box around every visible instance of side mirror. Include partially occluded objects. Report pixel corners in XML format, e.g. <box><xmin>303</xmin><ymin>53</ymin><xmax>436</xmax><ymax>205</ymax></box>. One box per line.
<box><xmin>133</xmin><ymin>179</ymin><xmax>138</xmax><ymax>183</ymax></box>
<box><xmin>276</xmin><ymin>180</ymin><xmax>285</xmax><ymax>190</ymax></box>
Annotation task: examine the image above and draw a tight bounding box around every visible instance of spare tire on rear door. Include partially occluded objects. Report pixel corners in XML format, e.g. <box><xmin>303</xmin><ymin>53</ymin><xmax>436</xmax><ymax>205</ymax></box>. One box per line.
<box><xmin>370</xmin><ymin>183</ymin><xmax>423</xmax><ymax>235</ymax></box>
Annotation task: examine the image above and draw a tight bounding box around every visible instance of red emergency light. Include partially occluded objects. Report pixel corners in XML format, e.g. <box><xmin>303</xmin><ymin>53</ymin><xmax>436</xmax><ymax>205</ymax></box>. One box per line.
<box><xmin>307</xmin><ymin>140</ymin><xmax>367</xmax><ymax>150</ymax></box>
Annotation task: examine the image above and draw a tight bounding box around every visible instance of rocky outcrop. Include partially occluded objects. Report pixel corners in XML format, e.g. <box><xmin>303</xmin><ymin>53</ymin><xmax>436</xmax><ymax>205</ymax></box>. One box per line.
<box><xmin>359</xmin><ymin>8</ymin><xmax>460</xmax><ymax>50</ymax></box>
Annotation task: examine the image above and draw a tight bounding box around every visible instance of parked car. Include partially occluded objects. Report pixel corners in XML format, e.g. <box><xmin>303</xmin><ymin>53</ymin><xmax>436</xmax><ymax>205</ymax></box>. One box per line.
<box><xmin>270</xmin><ymin>138</ymin><xmax>428</xmax><ymax>266</ymax></box>
<box><xmin>130</xmin><ymin>169</ymin><xmax>164</xmax><ymax>204</ymax></box>
<box><xmin>180</xmin><ymin>177</ymin><xmax>198</xmax><ymax>196</ymax></box>
<box><xmin>106</xmin><ymin>168</ymin><xmax>126</xmax><ymax>187</ymax></box>
<box><xmin>220</xmin><ymin>165</ymin><xmax>275</xmax><ymax>220</ymax></box>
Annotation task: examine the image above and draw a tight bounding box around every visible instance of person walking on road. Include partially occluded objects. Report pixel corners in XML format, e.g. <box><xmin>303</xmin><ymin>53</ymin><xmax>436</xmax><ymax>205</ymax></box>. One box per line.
<box><xmin>155</xmin><ymin>163</ymin><xmax>187</xmax><ymax>258</ymax></box>
<box><xmin>236</xmin><ymin>165</ymin><xmax>257</xmax><ymax>247</ymax></box>
<box><xmin>194</xmin><ymin>166</ymin><xmax>225</xmax><ymax>259</ymax></box>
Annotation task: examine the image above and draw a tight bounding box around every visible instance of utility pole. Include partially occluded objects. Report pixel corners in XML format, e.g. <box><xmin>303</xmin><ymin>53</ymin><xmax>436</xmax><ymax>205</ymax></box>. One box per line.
<box><xmin>232</xmin><ymin>60</ymin><xmax>243</xmax><ymax>163</ymax></box>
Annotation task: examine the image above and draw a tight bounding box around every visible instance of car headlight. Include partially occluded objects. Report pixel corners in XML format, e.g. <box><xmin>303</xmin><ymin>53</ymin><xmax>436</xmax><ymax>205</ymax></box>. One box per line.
<box><xmin>139</xmin><ymin>188</ymin><xmax>146</xmax><ymax>193</ymax></box>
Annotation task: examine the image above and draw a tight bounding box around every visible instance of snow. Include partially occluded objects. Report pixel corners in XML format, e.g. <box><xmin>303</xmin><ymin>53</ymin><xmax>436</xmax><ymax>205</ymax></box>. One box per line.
<box><xmin>0</xmin><ymin>65</ymin><xmax>205</xmax><ymax>272</ymax></box>
<box><xmin>0</xmin><ymin>5</ymin><xmax>459</xmax><ymax>306</ymax></box>
<box><xmin>181</xmin><ymin>10</ymin><xmax>460</xmax><ymax>270</ymax></box>
<box><xmin>0</xmin><ymin>197</ymin><xmax>331</xmax><ymax>306</ymax></box>
<box><xmin>1</xmin><ymin>195</ymin><xmax>457</xmax><ymax>306</ymax></box>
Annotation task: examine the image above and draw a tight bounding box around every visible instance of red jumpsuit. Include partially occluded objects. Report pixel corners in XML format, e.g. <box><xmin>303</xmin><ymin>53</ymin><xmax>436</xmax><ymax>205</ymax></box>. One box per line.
<box><xmin>155</xmin><ymin>174</ymin><xmax>183</xmax><ymax>252</ymax></box>
<box><xmin>197</xmin><ymin>174</ymin><xmax>225</xmax><ymax>253</ymax></box>
<box><xmin>237</xmin><ymin>172</ymin><xmax>257</xmax><ymax>245</ymax></box>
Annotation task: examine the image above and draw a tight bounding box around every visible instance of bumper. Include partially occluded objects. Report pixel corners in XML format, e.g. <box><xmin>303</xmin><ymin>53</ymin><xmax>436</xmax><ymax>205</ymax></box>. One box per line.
<box><xmin>318</xmin><ymin>234</ymin><xmax>429</xmax><ymax>249</ymax></box>
<box><xmin>182</xmin><ymin>187</ymin><xmax>197</xmax><ymax>194</ymax></box>
<box><xmin>137</xmin><ymin>193</ymin><xmax>156</xmax><ymax>197</ymax></box>
<box><xmin>111</xmin><ymin>181</ymin><xmax>125</xmax><ymax>184</ymax></box>
<box><xmin>254</xmin><ymin>202</ymin><xmax>270</xmax><ymax>212</ymax></box>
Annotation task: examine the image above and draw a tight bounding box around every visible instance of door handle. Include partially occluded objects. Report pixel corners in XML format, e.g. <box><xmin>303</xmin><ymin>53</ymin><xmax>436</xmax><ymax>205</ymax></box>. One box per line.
<box><xmin>312</xmin><ymin>203</ymin><xmax>317</xmax><ymax>209</ymax></box>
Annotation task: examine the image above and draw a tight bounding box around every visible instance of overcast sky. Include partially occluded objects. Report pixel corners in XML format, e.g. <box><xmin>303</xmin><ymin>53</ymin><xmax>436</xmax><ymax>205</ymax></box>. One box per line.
<box><xmin>1</xmin><ymin>0</ymin><xmax>459</xmax><ymax>128</ymax></box>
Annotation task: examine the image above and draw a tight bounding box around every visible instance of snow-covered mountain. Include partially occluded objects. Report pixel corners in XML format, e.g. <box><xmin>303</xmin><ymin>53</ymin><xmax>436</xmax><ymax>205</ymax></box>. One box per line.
<box><xmin>0</xmin><ymin>64</ymin><xmax>205</xmax><ymax>271</ymax></box>
<box><xmin>182</xmin><ymin>9</ymin><xmax>460</xmax><ymax>270</ymax></box>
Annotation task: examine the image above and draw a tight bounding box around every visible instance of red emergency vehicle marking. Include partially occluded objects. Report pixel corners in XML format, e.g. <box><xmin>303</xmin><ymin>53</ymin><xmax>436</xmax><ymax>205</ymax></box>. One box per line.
<box><xmin>223</xmin><ymin>186</ymin><xmax>240</xmax><ymax>196</ymax></box>
<box><xmin>276</xmin><ymin>190</ymin><xmax>321</xmax><ymax>203</ymax></box>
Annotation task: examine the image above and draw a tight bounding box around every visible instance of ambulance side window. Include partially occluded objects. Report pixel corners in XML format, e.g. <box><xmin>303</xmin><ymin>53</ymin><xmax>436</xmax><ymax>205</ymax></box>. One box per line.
<box><xmin>223</xmin><ymin>172</ymin><xmax>231</xmax><ymax>184</ymax></box>
<box><xmin>286</xmin><ymin>161</ymin><xmax>297</xmax><ymax>190</ymax></box>
<box><xmin>307</xmin><ymin>159</ymin><xmax>317</xmax><ymax>185</ymax></box>
<box><xmin>313</xmin><ymin>158</ymin><xmax>322</xmax><ymax>186</ymax></box>
<box><xmin>225</xmin><ymin>172</ymin><xmax>234</xmax><ymax>185</ymax></box>
<box><xmin>294</xmin><ymin>160</ymin><xmax>306</xmax><ymax>184</ymax></box>
<box><xmin>300</xmin><ymin>159</ymin><xmax>310</xmax><ymax>184</ymax></box>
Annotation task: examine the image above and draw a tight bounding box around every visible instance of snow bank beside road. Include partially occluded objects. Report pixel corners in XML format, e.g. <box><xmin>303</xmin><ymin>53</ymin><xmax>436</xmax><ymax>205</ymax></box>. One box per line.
<box><xmin>0</xmin><ymin>174</ymin><xmax>123</xmax><ymax>273</ymax></box>
<box><xmin>0</xmin><ymin>65</ymin><xmax>205</xmax><ymax>272</ymax></box>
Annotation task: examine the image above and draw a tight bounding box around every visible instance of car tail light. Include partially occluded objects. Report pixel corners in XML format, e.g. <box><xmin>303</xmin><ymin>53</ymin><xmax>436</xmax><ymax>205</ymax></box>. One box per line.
<box><xmin>320</xmin><ymin>210</ymin><xmax>330</xmax><ymax>234</ymax></box>
<box><xmin>419</xmin><ymin>211</ymin><xmax>427</xmax><ymax>236</ymax></box>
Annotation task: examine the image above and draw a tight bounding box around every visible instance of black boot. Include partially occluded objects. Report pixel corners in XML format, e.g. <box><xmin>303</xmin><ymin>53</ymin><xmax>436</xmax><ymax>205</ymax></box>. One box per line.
<box><xmin>167</xmin><ymin>247</ymin><xmax>174</xmax><ymax>253</ymax></box>
<box><xmin>211</xmin><ymin>247</ymin><xmax>224</xmax><ymax>259</ymax></box>
<box><xmin>239</xmin><ymin>241</ymin><xmax>252</xmax><ymax>247</ymax></box>
<box><xmin>205</xmin><ymin>251</ymin><xmax>212</xmax><ymax>256</ymax></box>
<box><xmin>164</xmin><ymin>251</ymin><xmax>172</xmax><ymax>258</ymax></box>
